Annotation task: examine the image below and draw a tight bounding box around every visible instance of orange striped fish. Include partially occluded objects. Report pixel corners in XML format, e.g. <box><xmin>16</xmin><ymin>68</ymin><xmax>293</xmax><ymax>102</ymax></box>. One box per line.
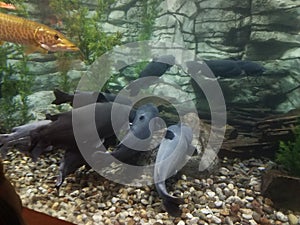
<box><xmin>0</xmin><ymin>12</ymin><xmax>79</xmax><ymax>54</ymax></box>
<box><xmin>0</xmin><ymin>1</ymin><xmax>16</xmax><ymax>10</ymax></box>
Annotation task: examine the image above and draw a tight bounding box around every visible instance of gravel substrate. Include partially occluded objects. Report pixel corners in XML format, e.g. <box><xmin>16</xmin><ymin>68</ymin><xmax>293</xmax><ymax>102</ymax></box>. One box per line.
<box><xmin>2</xmin><ymin>150</ymin><xmax>300</xmax><ymax>225</ymax></box>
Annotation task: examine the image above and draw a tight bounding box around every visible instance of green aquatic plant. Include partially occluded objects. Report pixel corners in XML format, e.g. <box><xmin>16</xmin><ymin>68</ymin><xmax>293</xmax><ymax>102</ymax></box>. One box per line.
<box><xmin>0</xmin><ymin>45</ymin><xmax>34</xmax><ymax>131</ymax></box>
<box><xmin>276</xmin><ymin>124</ymin><xmax>300</xmax><ymax>177</ymax></box>
<box><xmin>138</xmin><ymin>0</ymin><xmax>159</xmax><ymax>41</ymax></box>
<box><xmin>49</xmin><ymin>0</ymin><xmax>122</xmax><ymax>65</ymax></box>
<box><xmin>49</xmin><ymin>0</ymin><xmax>122</xmax><ymax>92</ymax></box>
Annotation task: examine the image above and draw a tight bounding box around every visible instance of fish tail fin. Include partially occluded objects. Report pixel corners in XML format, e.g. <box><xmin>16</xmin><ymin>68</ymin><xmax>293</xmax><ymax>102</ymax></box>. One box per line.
<box><xmin>55</xmin><ymin>170</ymin><xmax>64</xmax><ymax>191</ymax></box>
<box><xmin>52</xmin><ymin>89</ymin><xmax>72</xmax><ymax>105</ymax></box>
<box><xmin>163</xmin><ymin>195</ymin><xmax>184</xmax><ymax>217</ymax></box>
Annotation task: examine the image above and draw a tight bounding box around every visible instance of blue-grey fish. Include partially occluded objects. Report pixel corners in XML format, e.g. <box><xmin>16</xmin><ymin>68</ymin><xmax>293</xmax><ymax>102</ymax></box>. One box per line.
<box><xmin>111</xmin><ymin>103</ymin><xmax>160</xmax><ymax>165</ymax></box>
<box><xmin>154</xmin><ymin>123</ymin><xmax>194</xmax><ymax>217</ymax></box>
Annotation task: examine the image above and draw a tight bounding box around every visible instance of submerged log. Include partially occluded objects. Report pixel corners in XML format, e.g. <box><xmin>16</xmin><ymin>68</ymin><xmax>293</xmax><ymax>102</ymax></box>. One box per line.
<box><xmin>218</xmin><ymin>108</ymin><xmax>300</xmax><ymax>158</ymax></box>
<box><xmin>261</xmin><ymin>170</ymin><xmax>300</xmax><ymax>211</ymax></box>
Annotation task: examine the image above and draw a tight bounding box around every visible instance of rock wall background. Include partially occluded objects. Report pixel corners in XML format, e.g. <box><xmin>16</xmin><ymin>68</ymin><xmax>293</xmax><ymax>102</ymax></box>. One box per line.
<box><xmin>1</xmin><ymin>0</ymin><xmax>299</xmax><ymax>124</ymax></box>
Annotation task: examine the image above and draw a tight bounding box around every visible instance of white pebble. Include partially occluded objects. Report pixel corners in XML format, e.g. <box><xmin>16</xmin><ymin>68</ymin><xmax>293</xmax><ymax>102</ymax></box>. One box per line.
<box><xmin>201</xmin><ymin>208</ymin><xmax>212</xmax><ymax>214</ymax></box>
<box><xmin>111</xmin><ymin>197</ymin><xmax>119</xmax><ymax>204</ymax></box>
<box><xmin>212</xmin><ymin>215</ymin><xmax>222</xmax><ymax>224</ymax></box>
<box><xmin>228</xmin><ymin>183</ymin><xmax>234</xmax><ymax>190</ymax></box>
<box><xmin>242</xmin><ymin>213</ymin><xmax>253</xmax><ymax>220</ymax></box>
<box><xmin>214</xmin><ymin>200</ymin><xmax>223</xmax><ymax>208</ymax></box>
<box><xmin>92</xmin><ymin>213</ymin><xmax>102</xmax><ymax>223</ymax></box>
<box><xmin>206</xmin><ymin>191</ymin><xmax>216</xmax><ymax>198</ymax></box>
<box><xmin>276</xmin><ymin>211</ymin><xmax>288</xmax><ymax>222</ymax></box>
<box><xmin>177</xmin><ymin>220</ymin><xmax>185</xmax><ymax>225</ymax></box>
<box><xmin>245</xmin><ymin>196</ymin><xmax>254</xmax><ymax>201</ymax></box>
<box><xmin>188</xmin><ymin>217</ymin><xmax>199</xmax><ymax>224</ymax></box>
<box><xmin>249</xmin><ymin>219</ymin><xmax>258</xmax><ymax>225</ymax></box>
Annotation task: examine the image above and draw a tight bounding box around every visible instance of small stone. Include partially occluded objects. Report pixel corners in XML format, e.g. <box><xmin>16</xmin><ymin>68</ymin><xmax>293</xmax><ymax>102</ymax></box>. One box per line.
<box><xmin>189</xmin><ymin>217</ymin><xmax>199</xmax><ymax>224</ymax></box>
<box><xmin>206</xmin><ymin>191</ymin><xmax>216</xmax><ymax>198</ymax></box>
<box><xmin>220</xmin><ymin>209</ymin><xmax>230</xmax><ymax>216</ymax></box>
<box><xmin>219</xmin><ymin>167</ymin><xmax>230</xmax><ymax>176</ymax></box>
<box><xmin>260</xmin><ymin>217</ymin><xmax>272</xmax><ymax>225</ymax></box>
<box><xmin>76</xmin><ymin>215</ymin><xmax>83</xmax><ymax>222</ymax></box>
<box><xmin>51</xmin><ymin>202</ymin><xmax>59</xmax><ymax>210</ymax></box>
<box><xmin>141</xmin><ymin>199</ymin><xmax>148</xmax><ymax>205</ymax></box>
<box><xmin>177</xmin><ymin>220</ymin><xmax>185</xmax><ymax>225</ymax></box>
<box><xmin>242</xmin><ymin>213</ymin><xmax>253</xmax><ymax>220</ymax></box>
<box><xmin>92</xmin><ymin>213</ymin><xmax>102</xmax><ymax>223</ymax></box>
<box><xmin>249</xmin><ymin>219</ymin><xmax>258</xmax><ymax>225</ymax></box>
<box><xmin>104</xmin><ymin>218</ymin><xmax>111</xmax><ymax>225</ymax></box>
<box><xmin>276</xmin><ymin>211</ymin><xmax>288</xmax><ymax>222</ymax></box>
<box><xmin>223</xmin><ymin>188</ymin><xmax>233</xmax><ymax>197</ymax></box>
<box><xmin>111</xmin><ymin>197</ymin><xmax>119</xmax><ymax>204</ymax></box>
<box><xmin>228</xmin><ymin>183</ymin><xmax>234</xmax><ymax>190</ymax></box>
<box><xmin>98</xmin><ymin>203</ymin><xmax>106</xmax><ymax>209</ymax></box>
<box><xmin>214</xmin><ymin>200</ymin><xmax>223</xmax><ymax>208</ymax></box>
<box><xmin>263</xmin><ymin>204</ymin><xmax>273</xmax><ymax>214</ymax></box>
<box><xmin>288</xmin><ymin>213</ymin><xmax>299</xmax><ymax>225</ymax></box>
<box><xmin>185</xmin><ymin>213</ymin><xmax>193</xmax><ymax>219</ymax></box>
<box><xmin>200</xmin><ymin>208</ymin><xmax>212</xmax><ymax>214</ymax></box>
<box><xmin>252</xmin><ymin>211</ymin><xmax>262</xmax><ymax>223</ymax></box>
<box><xmin>153</xmin><ymin>222</ymin><xmax>163</xmax><ymax>225</ymax></box>
<box><xmin>225</xmin><ymin>216</ymin><xmax>234</xmax><ymax>225</ymax></box>
<box><xmin>211</xmin><ymin>215</ymin><xmax>222</xmax><ymax>224</ymax></box>
<box><xmin>140</xmin><ymin>209</ymin><xmax>147</xmax><ymax>218</ymax></box>
<box><xmin>206</xmin><ymin>178</ymin><xmax>214</xmax><ymax>185</ymax></box>
<box><xmin>245</xmin><ymin>196</ymin><xmax>254</xmax><ymax>201</ymax></box>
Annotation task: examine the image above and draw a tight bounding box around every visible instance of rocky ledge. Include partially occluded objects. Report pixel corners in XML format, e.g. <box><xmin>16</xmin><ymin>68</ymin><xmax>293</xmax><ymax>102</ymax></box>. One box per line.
<box><xmin>2</xmin><ymin>151</ymin><xmax>300</xmax><ymax>225</ymax></box>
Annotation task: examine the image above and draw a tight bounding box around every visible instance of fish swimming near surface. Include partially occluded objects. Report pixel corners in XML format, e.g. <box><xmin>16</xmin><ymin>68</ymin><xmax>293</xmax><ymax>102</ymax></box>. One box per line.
<box><xmin>0</xmin><ymin>12</ymin><xmax>79</xmax><ymax>54</ymax></box>
<box><xmin>236</xmin><ymin>60</ymin><xmax>266</xmax><ymax>76</ymax></box>
<box><xmin>154</xmin><ymin>123</ymin><xmax>195</xmax><ymax>217</ymax></box>
<box><xmin>0</xmin><ymin>1</ymin><xmax>16</xmax><ymax>10</ymax></box>
<box><xmin>128</xmin><ymin>55</ymin><xmax>176</xmax><ymax>96</ymax></box>
<box><xmin>52</xmin><ymin>89</ymin><xmax>132</xmax><ymax>108</ymax></box>
<box><xmin>186</xmin><ymin>59</ymin><xmax>265</xmax><ymax>78</ymax></box>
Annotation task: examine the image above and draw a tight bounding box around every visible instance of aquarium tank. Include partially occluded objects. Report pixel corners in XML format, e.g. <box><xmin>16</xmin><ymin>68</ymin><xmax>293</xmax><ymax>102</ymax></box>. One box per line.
<box><xmin>0</xmin><ymin>0</ymin><xmax>300</xmax><ymax>224</ymax></box>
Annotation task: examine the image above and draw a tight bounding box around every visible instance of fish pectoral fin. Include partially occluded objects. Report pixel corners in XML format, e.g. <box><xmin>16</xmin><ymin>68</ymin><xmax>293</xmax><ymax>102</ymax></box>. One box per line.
<box><xmin>189</xmin><ymin>144</ymin><xmax>198</xmax><ymax>156</ymax></box>
<box><xmin>23</xmin><ymin>45</ymin><xmax>48</xmax><ymax>55</ymax></box>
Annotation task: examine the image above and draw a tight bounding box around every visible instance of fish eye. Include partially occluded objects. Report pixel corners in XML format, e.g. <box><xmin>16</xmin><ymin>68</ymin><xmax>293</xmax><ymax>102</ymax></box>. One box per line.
<box><xmin>139</xmin><ymin>115</ymin><xmax>145</xmax><ymax>121</ymax></box>
<box><xmin>54</xmin><ymin>34</ymin><xmax>60</xmax><ymax>40</ymax></box>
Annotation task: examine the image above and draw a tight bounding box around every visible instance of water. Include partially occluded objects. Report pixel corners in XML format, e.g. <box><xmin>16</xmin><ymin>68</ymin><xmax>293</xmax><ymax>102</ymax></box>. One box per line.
<box><xmin>0</xmin><ymin>0</ymin><xmax>299</xmax><ymax>223</ymax></box>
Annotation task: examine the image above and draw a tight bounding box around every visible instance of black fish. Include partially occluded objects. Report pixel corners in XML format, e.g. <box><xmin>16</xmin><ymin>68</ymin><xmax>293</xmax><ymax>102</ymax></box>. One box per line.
<box><xmin>236</xmin><ymin>60</ymin><xmax>265</xmax><ymax>76</ymax></box>
<box><xmin>129</xmin><ymin>55</ymin><xmax>175</xmax><ymax>96</ymax></box>
<box><xmin>204</xmin><ymin>59</ymin><xmax>242</xmax><ymax>77</ymax></box>
<box><xmin>52</xmin><ymin>89</ymin><xmax>132</xmax><ymax>108</ymax></box>
<box><xmin>28</xmin><ymin>102</ymin><xmax>134</xmax><ymax>188</ymax></box>
<box><xmin>154</xmin><ymin>123</ymin><xmax>194</xmax><ymax>217</ymax></box>
<box><xmin>0</xmin><ymin>120</ymin><xmax>52</xmax><ymax>160</ymax></box>
<box><xmin>187</xmin><ymin>59</ymin><xmax>265</xmax><ymax>78</ymax></box>
<box><xmin>55</xmin><ymin>148</ymin><xmax>86</xmax><ymax>189</ymax></box>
